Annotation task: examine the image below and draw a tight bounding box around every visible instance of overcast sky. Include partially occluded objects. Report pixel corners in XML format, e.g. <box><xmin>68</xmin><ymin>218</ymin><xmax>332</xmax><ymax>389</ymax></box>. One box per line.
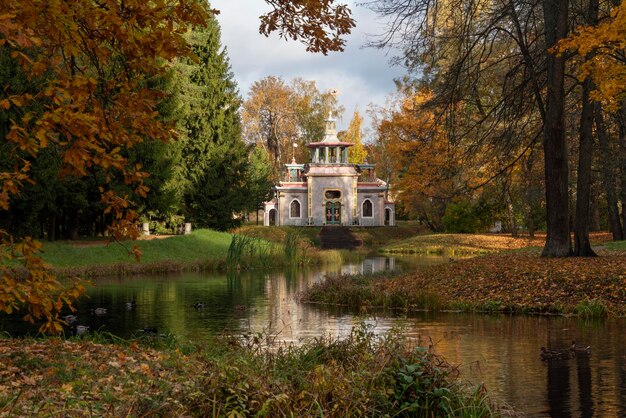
<box><xmin>210</xmin><ymin>1</ymin><xmax>406</xmax><ymax>132</ymax></box>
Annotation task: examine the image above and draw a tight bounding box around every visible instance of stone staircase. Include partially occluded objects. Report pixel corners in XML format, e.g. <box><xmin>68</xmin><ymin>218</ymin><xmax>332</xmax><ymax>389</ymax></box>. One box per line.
<box><xmin>319</xmin><ymin>226</ymin><xmax>362</xmax><ymax>250</ymax></box>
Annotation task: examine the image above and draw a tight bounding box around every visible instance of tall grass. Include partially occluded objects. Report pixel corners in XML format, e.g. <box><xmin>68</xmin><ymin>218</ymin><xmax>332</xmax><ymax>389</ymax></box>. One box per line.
<box><xmin>3</xmin><ymin>323</ymin><xmax>505</xmax><ymax>417</ymax></box>
<box><xmin>187</xmin><ymin>322</ymin><xmax>502</xmax><ymax>417</ymax></box>
<box><xmin>226</xmin><ymin>234</ymin><xmax>280</xmax><ymax>269</ymax></box>
<box><xmin>575</xmin><ymin>298</ymin><xmax>609</xmax><ymax>318</ymax></box>
<box><xmin>284</xmin><ymin>230</ymin><xmax>314</xmax><ymax>266</ymax></box>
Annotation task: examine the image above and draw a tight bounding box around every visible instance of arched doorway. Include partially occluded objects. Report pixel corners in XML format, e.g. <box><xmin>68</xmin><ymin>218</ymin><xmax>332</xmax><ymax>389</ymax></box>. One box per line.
<box><xmin>384</xmin><ymin>208</ymin><xmax>392</xmax><ymax>226</ymax></box>
<box><xmin>269</xmin><ymin>209</ymin><xmax>277</xmax><ymax>226</ymax></box>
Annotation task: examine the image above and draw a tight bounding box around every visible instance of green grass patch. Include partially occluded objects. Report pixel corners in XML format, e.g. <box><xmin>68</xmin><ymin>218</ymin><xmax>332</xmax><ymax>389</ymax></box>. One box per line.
<box><xmin>606</xmin><ymin>240</ymin><xmax>626</xmax><ymax>251</ymax></box>
<box><xmin>38</xmin><ymin>229</ymin><xmax>233</xmax><ymax>268</ymax></box>
<box><xmin>575</xmin><ymin>298</ymin><xmax>609</xmax><ymax>318</ymax></box>
<box><xmin>226</xmin><ymin>233</ymin><xmax>282</xmax><ymax>270</ymax></box>
<box><xmin>235</xmin><ymin>222</ymin><xmax>430</xmax><ymax>250</ymax></box>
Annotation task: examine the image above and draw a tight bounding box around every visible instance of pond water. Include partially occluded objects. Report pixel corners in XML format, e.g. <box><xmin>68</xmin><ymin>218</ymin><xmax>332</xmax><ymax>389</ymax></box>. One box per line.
<box><xmin>2</xmin><ymin>254</ymin><xmax>625</xmax><ymax>416</ymax></box>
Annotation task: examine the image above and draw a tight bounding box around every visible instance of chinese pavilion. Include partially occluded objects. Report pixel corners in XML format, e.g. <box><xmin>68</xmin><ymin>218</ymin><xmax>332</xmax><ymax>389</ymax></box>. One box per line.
<box><xmin>263</xmin><ymin>112</ymin><xmax>395</xmax><ymax>227</ymax></box>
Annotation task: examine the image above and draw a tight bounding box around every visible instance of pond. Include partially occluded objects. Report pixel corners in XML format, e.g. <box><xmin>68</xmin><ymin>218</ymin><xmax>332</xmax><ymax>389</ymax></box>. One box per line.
<box><xmin>2</xmin><ymin>254</ymin><xmax>625</xmax><ymax>416</ymax></box>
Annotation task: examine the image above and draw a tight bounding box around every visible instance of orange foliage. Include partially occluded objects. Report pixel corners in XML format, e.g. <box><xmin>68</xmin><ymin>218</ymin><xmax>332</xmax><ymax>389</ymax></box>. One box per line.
<box><xmin>0</xmin><ymin>0</ymin><xmax>208</xmax><ymax>331</ymax></box>
<box><xmin>260</xmin><ymin>0</ymin><xmax>355</xmax><ymax>54</ymax></box>
<box><xmin>1</xmin><ymin>0</ymin><xmax>353</xmax><ymax>332</ymax></box>
<box><xmin>378</xmin><ymin>91</ymin><xmax>462</xmax><ymax>219</ymax></box>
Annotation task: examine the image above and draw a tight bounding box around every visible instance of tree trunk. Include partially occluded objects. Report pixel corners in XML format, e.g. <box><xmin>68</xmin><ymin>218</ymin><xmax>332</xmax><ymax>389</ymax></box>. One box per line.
<box><xmin>506</xmin><ymin>188</ymin><xmax>518</xmax><ymax>237</ymax></box>
<box><xmin>618</xmin><ymin>101</ymin><xmax>626</xmax><ymax>238</ymax></box>
<box><xmin>574</xmin><ymin>77</ymin><xmax>597</xmax><ymax>256</ymax></box>
<box><xmin>574</xmin><ymin>0</ymin><xmax>599</xmax><ymax>256</ymax></box>
<box><xmin>595</xmin><ymin>104</ymin><xmax>623</xmax><ymax>240</ymax></box>
<box><xmin>69</xmin><ymin>210</ymin><xmax>79</xmax><ymax>241</ymax></box>
<box><xmin>541</xmin><ymin>0</ymin><xmax>571</xmax><ymax>257</ymax></box>
<box><xmin>47</xmin><ymin>213</ymin><xmax>57</xmax><ymax>242</ymax></box>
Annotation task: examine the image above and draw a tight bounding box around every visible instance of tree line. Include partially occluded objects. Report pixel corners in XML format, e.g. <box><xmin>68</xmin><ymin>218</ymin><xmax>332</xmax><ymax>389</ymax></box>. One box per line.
<box><xmin>364</xmin><ymin>0</ymin><xmax>626</xmax><ymax>257</ymax></box>
<box><xmin>0</xmin><ymin>5</ymin><xmax>274</xmax><ymax>238</ymax></box>
<box><xmin>0</xmin><ymin>0</ymin><xmax>355</xmax><ymax>331</ymax></box>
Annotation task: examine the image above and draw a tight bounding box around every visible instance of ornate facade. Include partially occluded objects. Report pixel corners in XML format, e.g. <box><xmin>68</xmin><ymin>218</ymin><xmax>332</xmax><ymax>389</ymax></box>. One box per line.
<box><xmin>263</xmin><ymin>113</ymin><xmax>395</xmax><ymax>227</ymax></box>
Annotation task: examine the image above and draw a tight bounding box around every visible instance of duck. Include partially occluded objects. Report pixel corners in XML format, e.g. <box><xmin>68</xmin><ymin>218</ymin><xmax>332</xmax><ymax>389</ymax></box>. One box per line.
<box><xmin>570</xmin><ymin>341</ymin><xmax>591</xmax><ymax>355</ymax></box>
<box><xmin>125</xmin><ymin>300</ymin><xmax>137</xmax><ymax>310</ymax></box>
<box><xmin>234</xmin><ymin>304</ymin><xmax>246</xmax><ymax>312</ymax></box>
<box><xmin>64</xmin><ymin>314</ymin><xmax>78</xmax><ymax>325</ymax></box>
<box><xmin>540</xmin><ymin>347</ymin><xmax>565</xmax><ymax>360</ymax></box>
<box><xmin>74</xmin><ymin>325</ymin><xmax>89</xmax><ymax>336</ymax></box>
<box><xmin>92</xmin><ymin>307</ymin><xmax>107</xmax><ymax>316</ymax></box>
<box><xmin>193</xmin><ymin>302</ymin><xmax>204</xmax><ymax>309</ymax></box>
<box><xmin>140</xmin><ymin>326</ymin><xmax>158</xmax><ymax>335</ymax></box>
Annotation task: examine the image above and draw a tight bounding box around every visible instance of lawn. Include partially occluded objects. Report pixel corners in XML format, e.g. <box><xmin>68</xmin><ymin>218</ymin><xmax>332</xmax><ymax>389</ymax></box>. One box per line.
<box><xmin>39</xmin><ymin>229</ymin><xmax>233</xmax><ymax>267</ymax></box>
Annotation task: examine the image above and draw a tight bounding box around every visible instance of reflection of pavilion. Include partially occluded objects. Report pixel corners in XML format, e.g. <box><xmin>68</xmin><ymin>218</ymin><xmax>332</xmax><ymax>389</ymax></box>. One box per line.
<box><xmin>340</xmin><ymin>257</ymin><xmax>396</xmax><ymax>276</ymax></box>
<box><xmin>264</xmin><ymin>112</ymin><xmax>395</xmax><ymax>227</ymax></box>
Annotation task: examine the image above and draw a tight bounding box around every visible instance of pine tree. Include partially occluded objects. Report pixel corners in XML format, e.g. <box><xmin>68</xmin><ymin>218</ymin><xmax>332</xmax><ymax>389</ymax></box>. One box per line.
<box><xmin>174</xmin><ymin>10</ymin><xmax>251</xmax><ymax>230</ymax></box>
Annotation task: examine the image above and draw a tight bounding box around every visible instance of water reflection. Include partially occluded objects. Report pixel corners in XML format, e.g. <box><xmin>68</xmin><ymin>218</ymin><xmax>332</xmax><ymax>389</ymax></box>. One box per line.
<box><xmin>1</xmin><ymin>255</ymin><xmax>625</xmax><ymax>416</ymax></box>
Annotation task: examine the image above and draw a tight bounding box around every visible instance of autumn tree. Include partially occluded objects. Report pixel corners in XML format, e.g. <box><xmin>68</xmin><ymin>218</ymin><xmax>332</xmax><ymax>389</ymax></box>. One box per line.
<box><xmin>0</xmin><ymin>0</ymin><xmax>354</xmax><ymax>331</ymax></box>
<box><xmin>364</xmin><ymin>0</ymin><xmax>626</xmax><ymax>256</ymax></box>
<box><xmin>377</xmin><ymin>90</ymin><xmax>467</xmax><ymax>230</ymax></box>
<box><xmin>558</xmin><ymin>2</ymin><xmax>626</xmax><ymax>241</ymax></box>
<box><xmin>242</xmin><ymin>76</ymin><xmax>341</xmax><ymax>175</ymax></box>
<box><xmin>344</xmin><ymin>110</ymin><xmax>367</xmax><ymax>164</ymax></box>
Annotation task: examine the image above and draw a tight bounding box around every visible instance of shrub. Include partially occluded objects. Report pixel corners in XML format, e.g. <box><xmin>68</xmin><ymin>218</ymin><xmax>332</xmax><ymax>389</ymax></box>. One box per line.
<box><xmin>443</xmin><ymin>202</ymin><xmax>481</xmax><ymax>233</ymax></box>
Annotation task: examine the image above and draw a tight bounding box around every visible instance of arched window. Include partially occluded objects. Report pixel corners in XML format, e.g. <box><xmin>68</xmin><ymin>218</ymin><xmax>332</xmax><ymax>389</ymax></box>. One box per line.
<box><xmin>362</xmin><ymin>199</ymin><xmax>373</xmax><ymax>218</ymax></box>
<box><xmin>290</xmin><ymin>200</ymin><xmax>301</xmax><ymax>218</ymax></box>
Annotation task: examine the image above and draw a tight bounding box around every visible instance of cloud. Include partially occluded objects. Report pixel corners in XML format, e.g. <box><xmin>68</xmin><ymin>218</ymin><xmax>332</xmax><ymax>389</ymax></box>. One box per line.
<box><xmin>211</xmin><ymin>0</ymin><xmax>405</xmax><ymax>131</ymax></box>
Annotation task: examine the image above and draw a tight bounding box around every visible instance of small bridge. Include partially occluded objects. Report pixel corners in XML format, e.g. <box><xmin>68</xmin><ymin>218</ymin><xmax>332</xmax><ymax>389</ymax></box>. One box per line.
<box><xmin>319</xmin><ymin>226</ymin><xmax>362</xmax><ymax>250</ymax></box>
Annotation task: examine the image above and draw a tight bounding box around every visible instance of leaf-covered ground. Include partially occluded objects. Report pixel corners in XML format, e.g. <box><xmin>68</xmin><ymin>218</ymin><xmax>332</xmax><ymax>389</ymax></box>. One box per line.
<box><xmin>0</xmin><ymin>339</ymin><xmax>197</xmax><ymax>417</ymax></box>
<box><xmin>381</xmin><ymin>232</ymin><xmax>612</xmax><ymax>255</ymax></box>
<box><xmin>304</xmin><ymin>233</ymin><xmax>625</xmax><ymax>316</ymax></box>
<box><xmin>0</xmin><ymin>331</ymin><xmax>505</xmax><ymax>417</ymax></box>
<box><xmin>380</xmin><ymin>248</ymin><xmax>626</xmax><ymax>314</ymax></box>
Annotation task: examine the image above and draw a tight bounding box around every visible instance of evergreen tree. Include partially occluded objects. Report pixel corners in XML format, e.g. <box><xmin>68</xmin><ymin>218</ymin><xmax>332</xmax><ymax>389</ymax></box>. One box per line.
<box><xmin>174</xmin><ymin>10</ymin><xmax>251</xmax><ymax>230</ymax></box>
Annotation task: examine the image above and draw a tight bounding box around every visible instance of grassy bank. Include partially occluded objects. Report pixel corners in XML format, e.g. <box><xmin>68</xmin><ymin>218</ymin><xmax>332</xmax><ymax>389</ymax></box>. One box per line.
<box><xmin>235</xmin><ymin>222</ymin><xmax>429</xmax><ymax>249</ymax></box>
<box><xmin>40</xmin><ymin>229</ymin><xmax>232</xmax><ymax>266</ymax></box>
<box><xmin>0</xmin><ymin>325</ymin><xmax>508</xmax><ymax>417</ymax></box>
<box><xmin>1</xmin><ymin>228</ymin><xmax>357</xmax><ymax>278</ymax></box>
<box><xmin>302</xmin><ymin>247</ymin><xmax>626</xmax><ymax>317</ymax></box>
<box><xmin>380</xmin><ymin>233</ymin><xmax>545</xmax><ymax>255</ymax></box>
<box><xmin>381</xmin><ymin>232</ymin><xmax>614</xmax><ymax>255</ymax></box>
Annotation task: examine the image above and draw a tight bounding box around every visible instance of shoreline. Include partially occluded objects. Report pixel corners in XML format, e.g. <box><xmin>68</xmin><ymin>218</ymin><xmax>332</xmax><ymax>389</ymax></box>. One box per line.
<box><xmin>301</xmin><ymin>247</ymin><xmax>626</xmax><ymax>317</ymax></box>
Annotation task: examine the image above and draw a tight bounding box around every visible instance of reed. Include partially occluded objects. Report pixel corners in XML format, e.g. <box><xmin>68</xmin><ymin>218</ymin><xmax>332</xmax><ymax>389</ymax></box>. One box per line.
<box><xmin>227</xmin><ymin>233</ymin><xmax>281</xmax><ymax>270</ymax></box>
<box><xmin>575</xmin><ymin>298</ymin><xmax>609</xmax><ymax>318</ymax></box>
<box><xmin>283</xmin><ymin>230</ymin><xmax>315</xmax><ymax>266</ymax></box>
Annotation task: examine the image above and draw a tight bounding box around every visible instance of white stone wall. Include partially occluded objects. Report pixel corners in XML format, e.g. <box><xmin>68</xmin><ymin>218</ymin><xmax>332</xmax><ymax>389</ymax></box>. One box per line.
<box><xmin>357</xmin><ymin>194</ymin><xmax>375</xmax><ymax>226</ymax></box>
<box><xmin>278</xmin><ymin>191</ymin><xmax>308</xmax><ymax>226</ymax></box>
<box><xmin>264</xmin><ymin>203</ymin><xmax>277</xmax><ymax>226</ymax></box>
<box><xmin>309</xmin><ymin>175</ymin><xmax>355</xmax><ymax>225</ymax></box>
<box><xmin>357</xmin><ymin>191</ymin><xmax>387</xmax><ymax>226</ymax></box>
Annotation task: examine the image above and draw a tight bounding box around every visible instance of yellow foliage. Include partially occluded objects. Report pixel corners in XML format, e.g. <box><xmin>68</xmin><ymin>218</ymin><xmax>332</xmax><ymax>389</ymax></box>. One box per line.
<box><xmin>556</xmin><ymin>3</ymin><xmax>626</xmax><ymax>110</ymax></box>
<box><xmin>345</xmin><ymin>110</ymin><xmax>368</xmax><ymax>164</ymax></box>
